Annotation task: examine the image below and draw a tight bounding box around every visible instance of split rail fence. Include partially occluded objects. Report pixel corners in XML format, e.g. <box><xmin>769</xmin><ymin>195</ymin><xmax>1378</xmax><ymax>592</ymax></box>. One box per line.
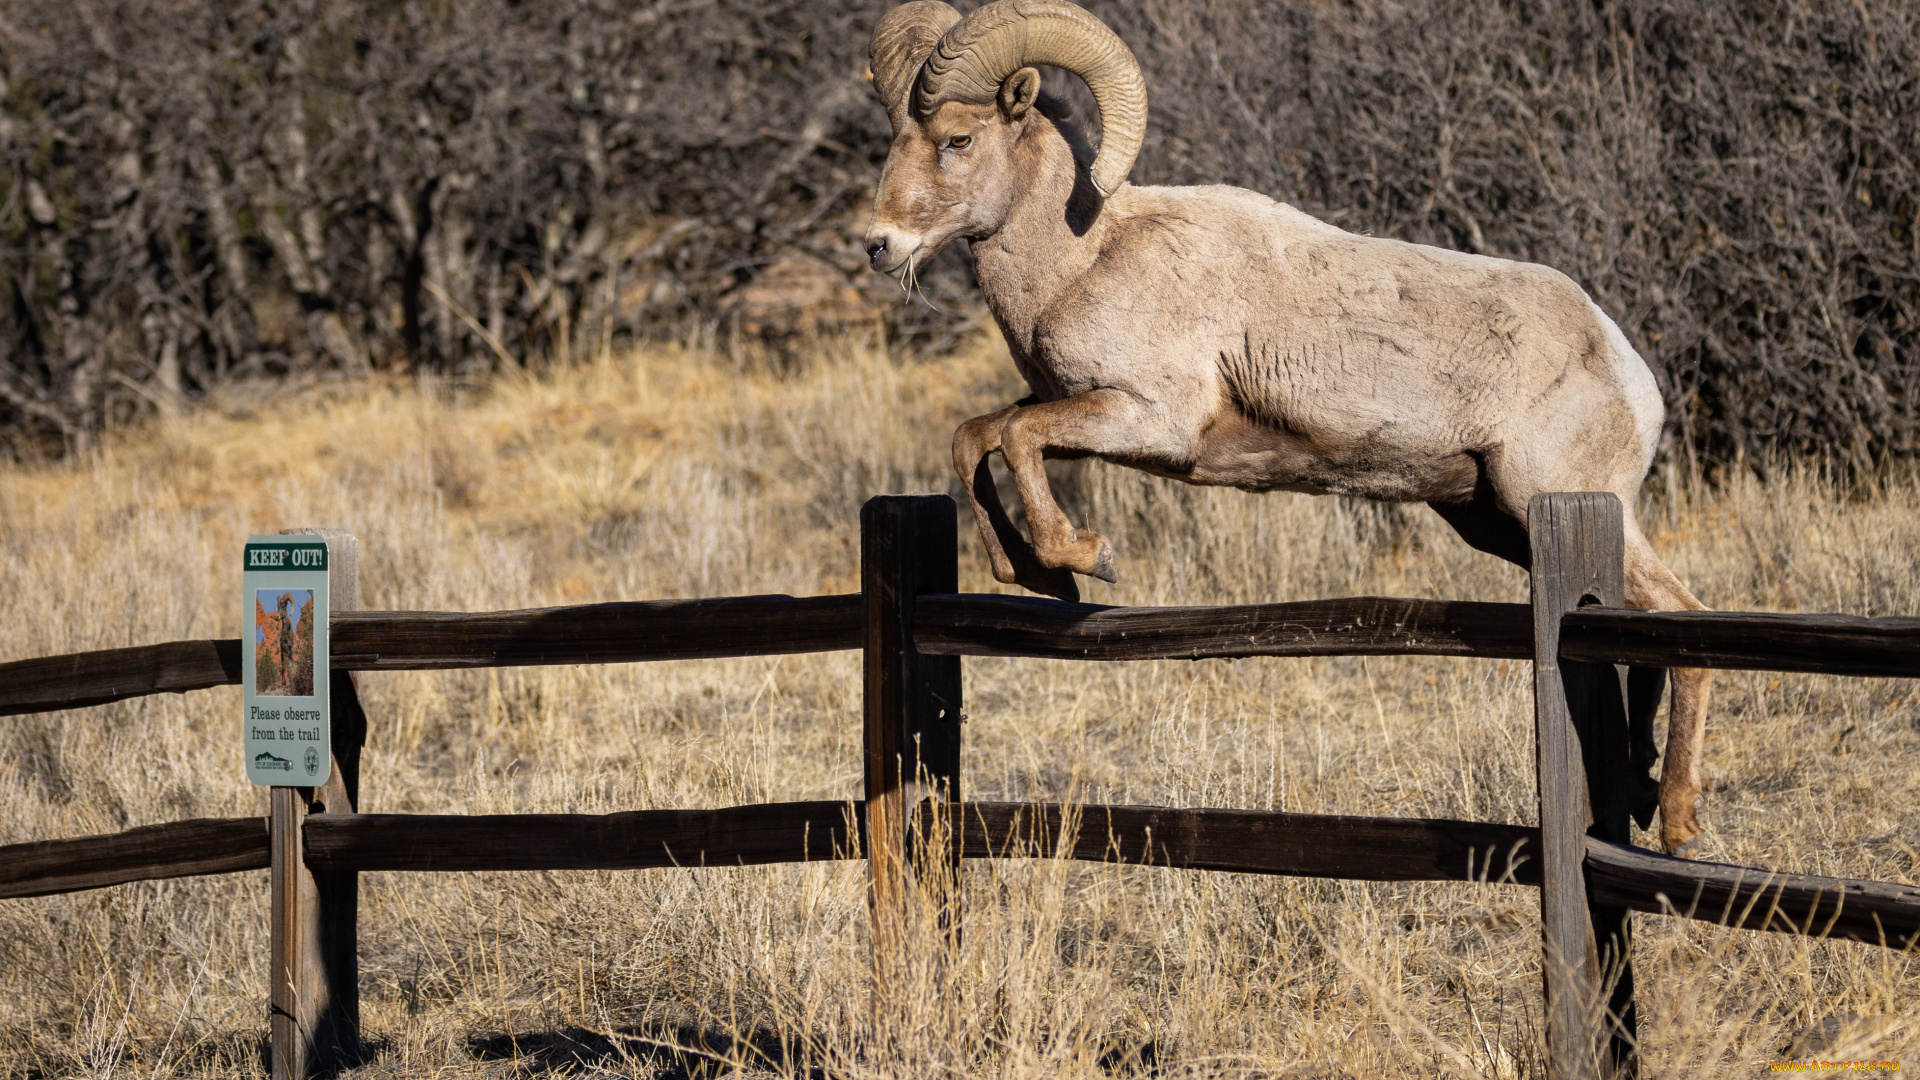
<box><xmin>2</xmin><ymin>493</ymin><xmax>1917</xmax><ymax>1080</ymax></box>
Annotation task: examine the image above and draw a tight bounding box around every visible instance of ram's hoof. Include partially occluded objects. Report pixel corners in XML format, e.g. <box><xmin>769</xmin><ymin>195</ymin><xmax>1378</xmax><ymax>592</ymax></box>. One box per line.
<box><xmin>1067</xmin><ymin>530</ymin><xmax>1117</xmax><ymax>583</ymax></box>
<box><xmin>1090</xmin><ymin>546</ymin><xmax>1118</xmax><ymax>584</ymax></box>
<box><xmin>1665</xmin><ymin>833</ymin><xmax>1704</xmax><ymax>860</ymax></box>
<box><xmin>1661</xmin><ymin>800</ymin><xmax>1705</xmax><ymax>858</ymax></box>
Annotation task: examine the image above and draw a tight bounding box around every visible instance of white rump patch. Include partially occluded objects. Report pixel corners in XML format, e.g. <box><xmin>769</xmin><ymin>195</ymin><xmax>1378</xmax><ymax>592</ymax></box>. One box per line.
<box><xmin>1589</xmin><ymin>299</ymin><xmax>1664</xmax><ymax>465</ymax></box>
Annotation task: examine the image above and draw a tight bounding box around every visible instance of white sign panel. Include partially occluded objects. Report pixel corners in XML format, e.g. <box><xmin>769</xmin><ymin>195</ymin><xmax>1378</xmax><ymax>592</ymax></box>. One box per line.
<box><xmin>242</xmin><ymin>536</ymin><xmax>330</xmax><ymax>786</ymax></box>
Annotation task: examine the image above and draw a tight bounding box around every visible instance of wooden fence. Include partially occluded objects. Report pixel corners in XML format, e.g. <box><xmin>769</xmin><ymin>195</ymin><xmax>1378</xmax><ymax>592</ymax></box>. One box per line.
<box><xmin>1</xmin><ymin>493</ymin><xmax>1916</xmax><ymax>1080</ymax></box>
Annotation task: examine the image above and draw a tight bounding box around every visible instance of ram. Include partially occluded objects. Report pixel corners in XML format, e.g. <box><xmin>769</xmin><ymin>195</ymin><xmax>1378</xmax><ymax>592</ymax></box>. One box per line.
<box><xmin>864</xmin><ymin>0</ymin><xmax>1713</xmax><ymax>856</ymax></box>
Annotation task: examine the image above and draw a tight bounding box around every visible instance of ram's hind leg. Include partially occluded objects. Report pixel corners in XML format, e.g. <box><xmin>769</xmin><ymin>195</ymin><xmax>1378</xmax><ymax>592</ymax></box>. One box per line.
<box><xmin>953</xmin><ymin>406</ymin><xmax>1080</xmax><ymax>602</ymax></box>
<box><xmin>1435</xmin><ymin>481</ymin><xmax>1711</xmax><ymax>856</ymax></box>
<box><xmin>1623</xmin><ymin>530</ymin><xmax>1714</xmax><ymax>858</ymax></box>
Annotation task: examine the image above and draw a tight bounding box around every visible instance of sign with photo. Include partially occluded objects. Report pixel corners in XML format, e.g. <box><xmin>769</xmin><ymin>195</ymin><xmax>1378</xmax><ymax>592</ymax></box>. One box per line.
<box><xmin>242</xmin><ymin>537</ymin><xmax>330</xmax><ymax>786</ymax></box>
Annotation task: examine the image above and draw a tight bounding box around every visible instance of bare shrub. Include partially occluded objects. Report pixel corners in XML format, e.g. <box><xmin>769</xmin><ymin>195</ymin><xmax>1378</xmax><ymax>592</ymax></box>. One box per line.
<box><xmin>0</xmin><ymin>0</ymin><xmax>914</xmax><ymax>448</ymax></box>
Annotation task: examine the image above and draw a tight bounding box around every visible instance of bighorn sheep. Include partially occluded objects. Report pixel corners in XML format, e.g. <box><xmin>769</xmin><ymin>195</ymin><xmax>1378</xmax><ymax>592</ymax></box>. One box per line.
<box><xmin>863</xmin><ymin>0</ymin><xmax>1714</xmax><ymax>856</ymax></box>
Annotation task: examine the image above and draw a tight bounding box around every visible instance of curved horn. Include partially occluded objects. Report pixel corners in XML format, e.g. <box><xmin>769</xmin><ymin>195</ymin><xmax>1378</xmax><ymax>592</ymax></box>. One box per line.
<box><xmin>870</xmin><ymin>2</ymin><xmax>962</xmax><ymax>122</ymax></box>
<box><xmin>913</xmin><ymin>0</ymin><xmax>1146</xmax><ymax>198</ymax></box>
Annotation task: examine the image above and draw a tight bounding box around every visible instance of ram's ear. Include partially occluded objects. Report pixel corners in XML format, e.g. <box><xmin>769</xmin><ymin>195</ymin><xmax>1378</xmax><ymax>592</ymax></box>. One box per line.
<box><xmin>998</xmin><ymin>67</ymin><xmax>1042</xmax><ymax>120</ymax></box>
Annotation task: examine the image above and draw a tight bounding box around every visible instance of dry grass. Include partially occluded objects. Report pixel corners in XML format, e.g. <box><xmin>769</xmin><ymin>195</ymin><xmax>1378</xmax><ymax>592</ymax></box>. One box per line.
<box><xmin>0</xmin><ymin>332</ymin><xmax>1916</xmax><ymax>1078</ymax></box>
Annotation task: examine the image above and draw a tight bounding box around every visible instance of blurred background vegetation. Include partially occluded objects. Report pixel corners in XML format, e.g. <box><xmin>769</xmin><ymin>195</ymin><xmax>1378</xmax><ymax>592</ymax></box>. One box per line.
<box><xmin>0</xmin><ymin>0</ymin><xmax>1915</xmax><ymax>465</ymax></box>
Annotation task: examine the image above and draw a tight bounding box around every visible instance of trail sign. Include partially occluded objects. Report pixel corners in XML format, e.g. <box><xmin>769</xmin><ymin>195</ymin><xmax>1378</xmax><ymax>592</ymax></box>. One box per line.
<box><xmin>243</xmin><ymin>536</ymin><xmax>330</xmax><ymax>786</ymax></box>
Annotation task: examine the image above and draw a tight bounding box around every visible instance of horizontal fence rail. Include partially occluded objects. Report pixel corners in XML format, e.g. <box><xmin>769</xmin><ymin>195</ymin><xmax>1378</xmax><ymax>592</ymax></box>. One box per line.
<box><xmin>1560</xmin><ymin>608</ymin><xmax>1920</xmax><ymax>678</ymax></box>
<box><xmin>328</xmin><ymin>594</ymin><xmax>863</xmax><ymax>671</ymax></box>
<box><xmin>0</xmin><ymin>595</ymin><xmax>863</xmax><ymax>717</ymax></box>
<box><xmin>918</xmin><ymin>595</ymin><xmax>1920</xmax><ymax>678</ymax></box>
<box><xmin>964</xmin><ymin>802</ymin><xmax>1539</xmax><ymax>883</ymax></box>
<box><xmin>1582</xmin><ymin>837</ymin><xmax>1920</xmax><ymax>947</ymax></box>
<box><xmin>8</xmin><ymin>801</ymin><xmax>1912</xmax><ymax>948</ymax></box>
<box><xmin>4</xmin><ymin>594</ymin><xmax>1916</xmax><ymax>720</ymax></box>
<box><xmin>914</xmin><ymin>594</ymin><xmax>1535</xmax><ymax>661</ymax></box>
<box><xmin>0</xmin><ymin>639</ymin><xmax>244</xmax><ymax>717</ymax></box>
<box><xmin>0</xmin><ymin>817</ymin><xmax>268</xmax><ymax>899</ymax></box>
<box><xmin>302</xmin><ymin>802</ymin><xmax>864</xmax><ymax>873</ymax></box>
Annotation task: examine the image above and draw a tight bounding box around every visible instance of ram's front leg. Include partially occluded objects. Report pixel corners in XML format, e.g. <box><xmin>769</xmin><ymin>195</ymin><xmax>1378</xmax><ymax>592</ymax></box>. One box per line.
<box><xmin>953</xmin><ymin>405</ymin><xmax>1081</xmax><ymax>602</ymax></box>
<box><xmin>1000</xmin><ymin>389</ymin><xmax>1167</xmax><ymax>584</ymax></box>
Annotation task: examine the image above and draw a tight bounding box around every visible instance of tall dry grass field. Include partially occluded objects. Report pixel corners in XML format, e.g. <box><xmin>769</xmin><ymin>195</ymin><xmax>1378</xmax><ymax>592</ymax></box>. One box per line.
<box><xmin>0</xmin><ymin>335</ymin><xmax>1916</xmax><ymax>1077</ymax></box>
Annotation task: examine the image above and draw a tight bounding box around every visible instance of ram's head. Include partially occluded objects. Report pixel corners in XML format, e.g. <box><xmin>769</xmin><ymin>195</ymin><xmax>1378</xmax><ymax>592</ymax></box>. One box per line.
<box><xmin>863</xmin><ymin>0</ymin><xmax>1146</xmax><ymax>277</ymax></box>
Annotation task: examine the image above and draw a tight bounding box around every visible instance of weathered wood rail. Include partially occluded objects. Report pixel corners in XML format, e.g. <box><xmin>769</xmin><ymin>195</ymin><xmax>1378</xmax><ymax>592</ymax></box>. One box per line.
<box><xmin>2</xmin><ymin>493</ymin><xmax>1916</xmax><ymax>1080</ymax></box>
<box><xmin>0</xmin><ymin>595</ymin><xmax>867</xmax><ymax>717</ymax></box>
<box><xmin>7</xmin><ymin>593</ymin><xmax>1913</xmax><ymax>719</ymax></box>
<box><xmin>0</xmin><ymin>817</ymin><xmax>271</xmax><ymax>899</ymax></box>
<box><xmin>10</xmin><ymin>802</ymin><xmax>1914</xmax><ymax>950</ymax></box>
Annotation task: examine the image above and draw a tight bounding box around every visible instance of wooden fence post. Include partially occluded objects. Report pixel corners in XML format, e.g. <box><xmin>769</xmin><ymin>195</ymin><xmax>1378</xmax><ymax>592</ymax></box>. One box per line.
<box><xmin>861</xmin><ymin>495</ymin><xmax>963</xmax><ymax>991</ymax></box>
<box><xmin>270</xmin><ymin>530</ymin><xmax>364</xmax><ymax>1079</ymax></box>
<box><xmin>1529</xmin><ymin>494</ymin><xmax>1638</xmax><ymax>1080</ymax></box>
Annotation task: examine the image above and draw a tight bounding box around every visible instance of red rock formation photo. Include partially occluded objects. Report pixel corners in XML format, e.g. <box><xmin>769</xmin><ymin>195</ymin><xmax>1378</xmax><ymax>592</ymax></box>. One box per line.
<box><xmin>254</xmin><ymin>589</ymin><xmax>315</xmax><ymax>696</ymax></box>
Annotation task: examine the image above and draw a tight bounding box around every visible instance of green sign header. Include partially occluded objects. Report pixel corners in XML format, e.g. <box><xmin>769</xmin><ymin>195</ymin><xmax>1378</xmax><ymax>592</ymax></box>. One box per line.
<box><xmin>244</xmin><ymin>542</ymin><xmax>328</xmax><ymax>571</ymax></box>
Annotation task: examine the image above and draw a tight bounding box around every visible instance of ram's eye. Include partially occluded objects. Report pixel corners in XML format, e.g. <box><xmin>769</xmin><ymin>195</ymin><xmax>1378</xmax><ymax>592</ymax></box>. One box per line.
<box><xmin>946</xmin><ymin>134</ymin><xmax>972</xmax><ymax>150</ymax></box>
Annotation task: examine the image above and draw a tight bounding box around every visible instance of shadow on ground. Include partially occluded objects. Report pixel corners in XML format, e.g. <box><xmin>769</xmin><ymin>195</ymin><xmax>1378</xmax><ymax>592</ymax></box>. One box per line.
<box><xmin>466</xmin><ymin>1025</ymin><xmax>1164</xmax><ymax>1077</ymax></box>
<box><xmin>468</xmin><ymin>1024</ymin><xmax>826</xmax><ymax>1078</ymax></box>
